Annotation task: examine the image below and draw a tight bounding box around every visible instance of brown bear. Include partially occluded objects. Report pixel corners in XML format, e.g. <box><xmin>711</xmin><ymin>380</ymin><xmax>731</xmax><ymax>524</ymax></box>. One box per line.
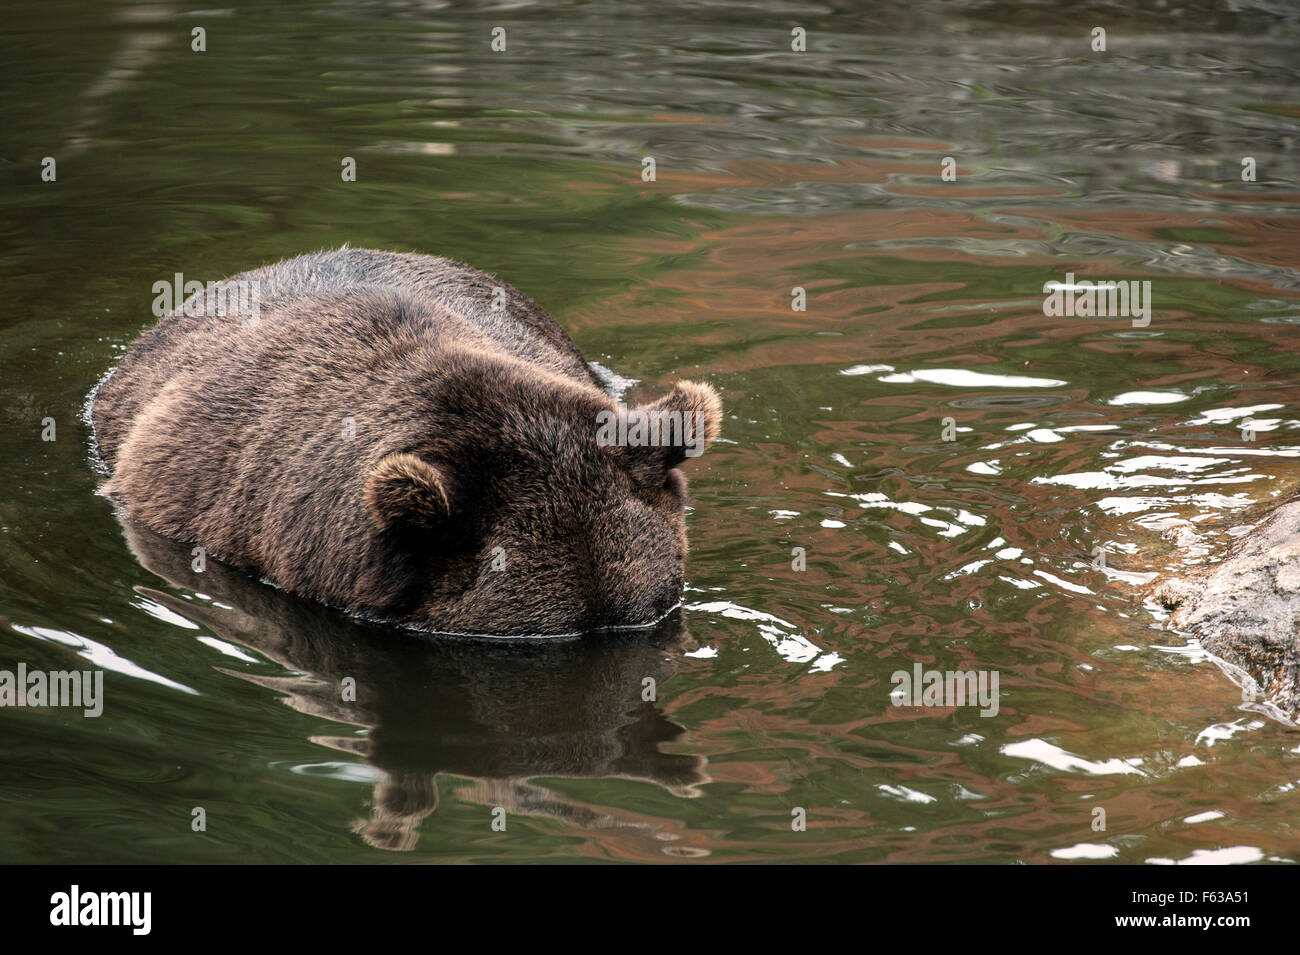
<box><xmin>91</xmin><ymin>247</ymin><xmax>722</xmax><ymax>636</ymax></box>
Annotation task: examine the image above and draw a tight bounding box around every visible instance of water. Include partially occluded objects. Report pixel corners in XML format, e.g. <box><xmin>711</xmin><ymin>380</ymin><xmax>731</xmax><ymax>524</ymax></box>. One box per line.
<box><xmin>2</xmin><ymin>0</ymin><xmax>1299</xmax><ymax>863</ymax></box>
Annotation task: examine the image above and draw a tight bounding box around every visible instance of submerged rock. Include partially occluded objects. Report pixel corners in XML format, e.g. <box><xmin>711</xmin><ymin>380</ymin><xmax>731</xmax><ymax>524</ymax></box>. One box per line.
<box><xmin>1149</xmin><ymin>498</ymin><xmax>1300</xmax><ymax>722</ymax></box>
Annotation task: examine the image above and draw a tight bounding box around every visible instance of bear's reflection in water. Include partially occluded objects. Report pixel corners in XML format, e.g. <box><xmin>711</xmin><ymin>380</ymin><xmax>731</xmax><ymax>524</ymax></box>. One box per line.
<box><xmin>119</xmin><ymin>516</ymin><xmax>708</xmax><ymax>852</ymax></box>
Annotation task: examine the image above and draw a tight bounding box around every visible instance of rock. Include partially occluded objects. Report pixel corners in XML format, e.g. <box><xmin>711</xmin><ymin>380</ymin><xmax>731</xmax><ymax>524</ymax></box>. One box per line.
<box><xmin>1149</xmin><ymin>498</ymin><xmax>1300</xmax><ymax>721</ymax></box>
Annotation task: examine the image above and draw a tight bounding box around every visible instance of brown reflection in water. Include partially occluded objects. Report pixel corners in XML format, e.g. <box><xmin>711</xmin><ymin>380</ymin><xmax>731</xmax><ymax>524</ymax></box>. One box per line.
<box><xmin>116</xmin><ymin>515</ymin><xmax>709</xmax><ymax>853</ymax></box>
<box><xmin>569</xmin><ymin>149</ymin><xmax>1300</xmax><ymax>374</ymax></box>
<box><xmin>1027</xmin><ymin>205</ymin><xmax>1300</xmax><ymax>274</ymax></box>
<box><xmin>565</xmin><ymin>150</ymin><xmax>1300</xmax><ymax>860</ymax></box>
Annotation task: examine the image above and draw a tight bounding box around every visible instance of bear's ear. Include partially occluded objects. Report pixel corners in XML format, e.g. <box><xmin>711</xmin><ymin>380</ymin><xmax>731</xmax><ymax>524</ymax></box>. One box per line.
<box><xmin>617</xmin><ymin>380</ymin><xmax>722</xmax><ymax>485</ymax></box>
<box><xmin>365</xmin><ymin>452</ymin><xmax>450</xmax><ymax>530</ymax></box>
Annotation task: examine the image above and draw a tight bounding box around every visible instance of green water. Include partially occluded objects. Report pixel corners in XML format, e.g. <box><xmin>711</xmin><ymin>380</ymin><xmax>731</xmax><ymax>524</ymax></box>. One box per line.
<box><xmin>2</xmin><ymin>0</ymin><xmax>1299</xmax><ymax>863</ymax></box>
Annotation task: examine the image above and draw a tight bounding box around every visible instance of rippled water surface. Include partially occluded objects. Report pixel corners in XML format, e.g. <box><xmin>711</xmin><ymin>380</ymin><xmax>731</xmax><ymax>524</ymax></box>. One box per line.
<box><xmin>2</xmin><ymin>0</ymin><xmax>1299</xmax><ymax>863</ymax></box>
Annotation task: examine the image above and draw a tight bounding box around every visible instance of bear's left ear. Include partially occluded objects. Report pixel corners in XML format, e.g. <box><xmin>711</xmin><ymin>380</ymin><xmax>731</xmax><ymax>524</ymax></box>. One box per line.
<box><xmin>365</xmin><ymin>452</ymin><xmax>451</xmax><ymax>530</ymax></box>
<box><xmin>617</xmin><ymin>380</ymin><xmax>722</xmax><ymax>485</ymax></box>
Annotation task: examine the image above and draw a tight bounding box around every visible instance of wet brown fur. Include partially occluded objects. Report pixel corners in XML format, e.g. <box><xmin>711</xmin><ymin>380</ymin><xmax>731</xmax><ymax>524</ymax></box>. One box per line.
<box><xmin>91</xmin><ymin>248</ymin><xmax>721</xmax><ymax>635</ymax></box>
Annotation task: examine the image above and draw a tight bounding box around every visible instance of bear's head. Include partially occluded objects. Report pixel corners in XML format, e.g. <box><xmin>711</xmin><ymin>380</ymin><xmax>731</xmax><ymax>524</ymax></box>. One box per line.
<box><xmin>363</xmin><ymin>356</ymin><xmax>722</xmax><ymax>636</ymax></box>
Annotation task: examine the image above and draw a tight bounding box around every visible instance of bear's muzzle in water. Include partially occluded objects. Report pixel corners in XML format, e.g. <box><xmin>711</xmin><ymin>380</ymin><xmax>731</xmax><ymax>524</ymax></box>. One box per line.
<box><xmin>90</xmin><ymin>248</ymin><xmax>722</xmax><ymax>636</ymax></box>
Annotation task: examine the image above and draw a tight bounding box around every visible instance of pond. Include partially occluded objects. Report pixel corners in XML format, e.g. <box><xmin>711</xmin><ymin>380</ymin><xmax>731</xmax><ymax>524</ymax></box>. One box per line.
<box><xmin>1</xmin><ymin>0</ymin><xmax>1298</xmax><ymax>863</ymax></box>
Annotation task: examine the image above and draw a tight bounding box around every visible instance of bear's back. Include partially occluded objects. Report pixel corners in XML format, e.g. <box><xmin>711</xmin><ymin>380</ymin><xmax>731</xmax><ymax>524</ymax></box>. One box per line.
<box><xmin>92</xmin><ymin>248</ymin><xmax>600</xmax><ymax>468</ymax></box>
<box><xmin>233</xmin><ymin>249</ymin><xmax>594</xmax><ymax>377</ymax></box>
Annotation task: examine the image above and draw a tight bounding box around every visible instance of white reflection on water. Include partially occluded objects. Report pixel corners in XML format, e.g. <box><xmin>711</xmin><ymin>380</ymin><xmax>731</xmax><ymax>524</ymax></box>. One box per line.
<box><xmin>878</xmin><ymin>783</ymin><xmax>936</xmax><ymax>804</ymax></box>
<box><xmin>10</xmin><ymin>622</ymin><xmax>197</xmax><ymax>695</ymax></box>
<box><xmin>196</xmin><ymin>635</ymin><xmax>260</xmax><ymax>663</ymax></box>
<box><xmin>825</xmin><ymin>491</ymin><xmax>989</xmax><ymax>541</ymax></box>
<box><xmin>686</xmin><ymin>599</ymin><xmax>842</xmax><ymax>669</ymax></box>
<box><xmin>1194</xmin><ymin>718</ymin><xmax>1267</xmax><ymax>747</ymax></box>
<box><xmin>1002</xmin><ymin>738</ymin><xmax>1145</xmax><ymax>776</ymax></box>
<box><xmin>1146</xmin><ymin>846</ymin><xmax>1266</xmax><ymax>865</ymax></box>
<box><xmin>1107</xmin><ymin>391</ymin><xmax>1189</xmax><ymax>405</ymax></box>
<box><xmin>879</xmin><ymin>368</ymin><xmax>1067</xmax><ymax>388</ymax></box>
<box><xmin>1050</xmin><ymin>842</ymin><xmax>1118</xmax><ymax>860</ymax></box>
<box><xmin>1184</xmin><ymin>403</ymin><xmax>1283</xmax><ymax>425</ymax></box>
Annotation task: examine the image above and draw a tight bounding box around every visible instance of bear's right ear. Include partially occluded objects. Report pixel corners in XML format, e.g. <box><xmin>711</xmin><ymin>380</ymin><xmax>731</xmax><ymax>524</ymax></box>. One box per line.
<box><xmin>365</xmin><ymin>452</ymin><xmax>450</xmax><ymax>530</ymax></box>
